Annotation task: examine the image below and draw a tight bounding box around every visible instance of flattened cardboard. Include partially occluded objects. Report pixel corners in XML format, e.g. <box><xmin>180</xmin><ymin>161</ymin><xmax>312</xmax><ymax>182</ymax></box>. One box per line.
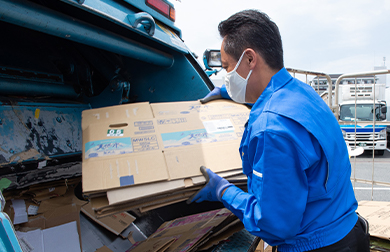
<box><xmin>81</xmin><ymin>202</ymin><xmax>135</xmax><ymax>235</ymax></box>
<box><xmin>82</xmin><ymin>102</ymin><xmax>153</xmax><ymax>130</ymax></box>
<box><xmin>127</xmin><ymin>237</ymin><xmax>176</xmax><ymax>252</ymax></box>
<box><xmin>82</xmin><ymin>102</ymin><xmax>167</xmax><ymax>193</ymax></box>
<box><xmin>255</xmin><ymin>240</ymin><xmax>273</xmax><ymax>252</ymax></box>
<box><xmin>20</xmin><ymin>185</ymin><xmax>88</xmax><ymax>250</ymax></box>
<box><xmin>151</xmin><ymin>100</ymin><xmax>249</xmax><ymax>120</ymax></box>
<box><xmin>27</xmin><ymin>186</ymin><xmax>68</xmax><ymax>203</ymax></box>
<box><xmin>138</xmin><ymin>198</ymin><xmax>187</xmax><ymax>213</ymax></box>
<box><xmin>152</xmin><ymin>100</ymin><xmax>247</xmax><ymax>179</ymax></box>
<box><xmin>107</xmin><ymin>179</ymin><xmax>187</xmax><ymax>206</ymax></box>
<box><xmin>197</xmin><ymin>220</ymin><xmax>244</xmax><ymax>250</ymax></box>
<box><xmin>96</xmin><ymin>246</ymin><xmax>114</xmax><ymax>252</ymax></box>
<box><xmin>82</xmin><ymin>118</ymin><xmax>168</xmax><ymax>193</ymax></box>
<box><xmin>163</xmin><ymin>142</ymin><xmax>242</xmax><ymax>179</ymax></box>
<box><xmin>357</xmin><ymin>201</ymin><xmax>390</xmax><ymax>240</ymax></box>
<box><xmin>82</xmin><ymin>100</ymin><xmax>249</xmax><ymax>194</ymax></box>
<box><xmin>92</xmin><ymin>190</ymin><xmax>199</xmax><ymax>218</ymax></box>
<box><xmin>106</xmin><ymin>169</ymin><xmax>243</xmax><ymax>205</ymax></box>
<box><xmin>91</xmin><ymin>176</ymin><xmax>247</xmax><ymax>218</ymax></box>
<box><xmin>128</xmin><ymin>208</ymin><xmax>234</xmax><ymax>252</ymax></box>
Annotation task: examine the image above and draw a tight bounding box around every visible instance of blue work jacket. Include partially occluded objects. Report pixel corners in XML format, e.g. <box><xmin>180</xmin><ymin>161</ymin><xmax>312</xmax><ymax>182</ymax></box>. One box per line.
<box><xmin>221</xmin><ymin>68</ymin><xmax>358</xmax><ymax>252</ymax></box>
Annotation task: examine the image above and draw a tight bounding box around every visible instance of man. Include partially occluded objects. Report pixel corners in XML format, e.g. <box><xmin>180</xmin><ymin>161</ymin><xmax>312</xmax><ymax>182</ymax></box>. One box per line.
<box><xmin>188</xmin><ymin>10</ymin><xmax>369</xmax><ymax>252</ymax></box>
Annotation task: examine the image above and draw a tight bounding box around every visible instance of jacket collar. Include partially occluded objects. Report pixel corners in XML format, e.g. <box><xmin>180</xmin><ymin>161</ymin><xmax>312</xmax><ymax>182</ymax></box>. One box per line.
<box><xmin>250</xmin><ymin>67</ymin><xmax>293</xmax><ymax>117</ymax></box>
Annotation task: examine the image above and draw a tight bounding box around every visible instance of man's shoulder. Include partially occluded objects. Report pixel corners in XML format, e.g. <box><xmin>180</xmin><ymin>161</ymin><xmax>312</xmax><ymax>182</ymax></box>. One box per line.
<box><xmin>267</xmin><ymin>78</ymin><xmax>331</xmax><ymax>119</ymax></box>
<box><xmin>248</xmin><ymin>110</ymin><xmax>309</xmax><ymax>140</ymax></box>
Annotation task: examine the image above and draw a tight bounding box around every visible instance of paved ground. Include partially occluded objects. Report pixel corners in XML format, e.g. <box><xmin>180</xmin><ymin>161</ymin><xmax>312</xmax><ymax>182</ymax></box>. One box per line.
<box><xmin>350</xmin><ymin>149</ymin><xmax>390</xmax><ymax>202</ymax></box>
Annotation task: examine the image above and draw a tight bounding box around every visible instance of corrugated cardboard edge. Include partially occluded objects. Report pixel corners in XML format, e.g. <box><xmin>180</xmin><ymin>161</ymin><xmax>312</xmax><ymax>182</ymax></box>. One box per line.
<box><xmin>357</xmin><ymin>200</ymin><xmax>390</xmax><ymax>240</ymax></box>
<box><xmin>91</xmin><ymin>175</ymin><xmax>247</xmax><ymax>218</ymax></box>
<box><xmin>81</xmin><ymin>202</ymin><xmax>135</xmax><ymax>236</ymax></box>
<box><xmin>106</xmin><ymin>169</ymin><xmax>243</xmax><ymax>205</ymax></box>
<box><xmin>96</xmin><ymin>245</ymin><xmax>114</xmax><ymax>252</ymax></box>
<box><xmin>94</xmin><ymin>190</ymin><xmax>198</xmax><ymax>218</ymax></box>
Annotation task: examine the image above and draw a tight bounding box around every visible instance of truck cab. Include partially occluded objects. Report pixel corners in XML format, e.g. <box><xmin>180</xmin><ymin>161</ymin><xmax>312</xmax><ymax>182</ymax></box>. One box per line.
<box><xmin>338</xmin><ymin>83</ymin><xmax>388</xmax><ymax>155</ymax></box>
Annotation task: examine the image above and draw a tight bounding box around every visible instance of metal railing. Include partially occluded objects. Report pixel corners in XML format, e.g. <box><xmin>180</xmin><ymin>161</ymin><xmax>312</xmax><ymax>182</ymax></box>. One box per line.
<box><xmin>334</xmin><ymin>70</ymin><xmax>390</xmax><ymax>200</ymax></box>
<box><xmin>286</xmin><ymin>68</ymin><xmax>335</xmax><ymax>113</ymax></box>
<box><xmin>287</xmin><ymin>68</ymin><xmax>390</xmax><ymax>201</ymax></box>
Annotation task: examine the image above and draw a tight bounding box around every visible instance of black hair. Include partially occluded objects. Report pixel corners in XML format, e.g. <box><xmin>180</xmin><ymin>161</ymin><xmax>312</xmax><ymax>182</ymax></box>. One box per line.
<box><xmin>218</xmin><ymin>9</ymin><xmax>284</xmax><ymax>70</ymax></box>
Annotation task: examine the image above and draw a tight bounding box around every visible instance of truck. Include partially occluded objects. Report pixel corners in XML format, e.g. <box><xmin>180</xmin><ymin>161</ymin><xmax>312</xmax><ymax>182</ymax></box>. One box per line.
<box><xmin>0</xmin><ymin>0</ymin><xmax>216</xmax><ymax>187</ymax></box>
<box><xmin>310</xmin><ymin>73</ymin><xmax>390</xmax><ymax>155</ymax></box>
<box><xmin>1</xmin><ymin>0</ymin><xmax>253</xmax><ymax>251</ymax></box>
<box><xmin>338</xmin><ymin>82</ymin><xmax>388</xmax><ymax>155</ymax></box>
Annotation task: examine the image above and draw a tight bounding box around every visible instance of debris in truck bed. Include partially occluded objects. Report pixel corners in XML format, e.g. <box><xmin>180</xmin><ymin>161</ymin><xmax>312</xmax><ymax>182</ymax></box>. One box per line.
<box><xmin>81</xmin><ymin>202</ymin><xmax>136</xmax><ymax>236</ymax></box>
<box><xmin>88</xmin><ymin>175</ymin><xmax>247</xmax><ymax>219</ymax></box>
<box><xmin>3</xmin><ymin>178</ymin><xmax>140</xmax><ymax>251</ymax></box>
<box><xmin>126</xmin><ymin>208</ymin><xmax>243</xmax><ymax>252</ymax></box>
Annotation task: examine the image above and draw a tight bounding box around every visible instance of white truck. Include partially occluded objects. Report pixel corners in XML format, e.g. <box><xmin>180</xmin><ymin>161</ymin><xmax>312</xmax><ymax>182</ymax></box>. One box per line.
<box><xmin>338</xmin><ymin>83</ymin><xmax>388</xmax><ymax>155</ymax></box>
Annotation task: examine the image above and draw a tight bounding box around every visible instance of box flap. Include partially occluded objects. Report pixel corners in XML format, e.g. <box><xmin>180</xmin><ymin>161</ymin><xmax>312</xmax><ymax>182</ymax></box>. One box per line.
<box><xmin>82</xmin><ymin>102</ymin><xmax>153</xmax><ymax>130</ymax></box>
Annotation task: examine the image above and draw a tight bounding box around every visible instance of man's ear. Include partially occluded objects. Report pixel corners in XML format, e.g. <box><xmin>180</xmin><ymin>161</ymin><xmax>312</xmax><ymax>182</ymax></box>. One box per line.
<box><xmin>245</xmin><ymin>49</ymin><xmax>257</xmax><ymax>70</ymax></box>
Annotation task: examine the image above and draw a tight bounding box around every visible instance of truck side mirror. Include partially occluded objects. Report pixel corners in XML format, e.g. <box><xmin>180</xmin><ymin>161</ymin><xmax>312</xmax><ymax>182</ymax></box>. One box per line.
<box><xmin>381</xmin><ymin>106</ymin><xmax>387</xmax><ymax>114</ymax></box>
<box><xmin>203</xmin><ymin>49</ymin><xmax>222</xmax><ymax>70</ymax></box>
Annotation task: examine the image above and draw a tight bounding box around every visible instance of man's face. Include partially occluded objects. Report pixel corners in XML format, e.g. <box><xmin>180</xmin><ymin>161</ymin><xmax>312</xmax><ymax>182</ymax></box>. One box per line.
<box><xmin>220</xmin><ymin>42</ymin><xmax>250</xmax><ymax>78</ymax></box>
<box><xmin>220</xmin><ymin>40</ymin><xmax>253</xmax><ymax>102</ymax></box>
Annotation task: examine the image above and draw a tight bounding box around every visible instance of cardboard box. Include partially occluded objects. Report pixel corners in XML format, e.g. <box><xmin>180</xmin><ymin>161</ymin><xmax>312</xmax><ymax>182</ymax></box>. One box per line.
<box><xmin>82</xmin><ymin>100</ymin><xmax>249</xmax><ymax>194</ymax></box>
<box><xmin>357</xmin><ymin>200</ymin><xmax>390</xmax><ymax>240</ymax></box>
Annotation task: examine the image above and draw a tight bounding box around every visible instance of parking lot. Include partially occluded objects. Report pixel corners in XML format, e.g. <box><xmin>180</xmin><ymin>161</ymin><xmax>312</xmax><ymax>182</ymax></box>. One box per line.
<box><xmin>351</xmin><ymin>149</ymin><xmax>390</xmax><ymax>202</ymax></box>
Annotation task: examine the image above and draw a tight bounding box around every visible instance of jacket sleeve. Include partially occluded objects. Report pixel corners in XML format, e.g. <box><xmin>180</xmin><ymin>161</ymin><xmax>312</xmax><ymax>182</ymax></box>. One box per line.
<box><xmin>221</xmin><ymin>130</ymin><xmax>312</xmax><ymax>243</ymax></box>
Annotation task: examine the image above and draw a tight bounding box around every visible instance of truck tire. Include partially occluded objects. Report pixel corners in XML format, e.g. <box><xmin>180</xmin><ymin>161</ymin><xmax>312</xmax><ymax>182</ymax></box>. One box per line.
<box><xmin>375</xmin><ymin>150</ymin><xmax>385</xmax><ymax>156</ymax></box>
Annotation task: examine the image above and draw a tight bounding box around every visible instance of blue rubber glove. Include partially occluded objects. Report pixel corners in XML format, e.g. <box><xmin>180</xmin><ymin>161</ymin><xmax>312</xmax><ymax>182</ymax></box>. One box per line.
<box><xmin>187</xmin><ymin>166</ymin><xmax>232</xmax><ymax>203</ymax></box>
<box><xmin>200</xmin><ymin>85</ymin><xmax>254</xmax><ymax>107</ymax></box>
<box><xmin>200</xmin><ymin>85</ymin><xmax>232</xmax><ymax>104</ymax></box>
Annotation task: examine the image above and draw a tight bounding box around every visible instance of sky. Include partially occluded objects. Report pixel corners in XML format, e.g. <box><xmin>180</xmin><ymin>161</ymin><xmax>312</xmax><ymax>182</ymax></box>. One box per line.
<box><xmin>174</xmin><ymin>0</ymin><xmax>390</xmax><ymax>84</ymax></box>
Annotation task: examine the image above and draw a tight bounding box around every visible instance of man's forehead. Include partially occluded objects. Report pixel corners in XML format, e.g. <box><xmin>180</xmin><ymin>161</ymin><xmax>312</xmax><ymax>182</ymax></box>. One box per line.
<box><xmin>220</xmin><ymin>47</ymin><xmax>236</xmax><ymax>66</ymax></box>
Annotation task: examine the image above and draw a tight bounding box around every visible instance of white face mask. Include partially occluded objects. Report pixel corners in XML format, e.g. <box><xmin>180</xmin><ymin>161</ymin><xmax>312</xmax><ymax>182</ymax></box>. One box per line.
<box><xmin>224</xmin><ymin>51</ymin><xmax>252</xmax><ymax>104</ymax></box>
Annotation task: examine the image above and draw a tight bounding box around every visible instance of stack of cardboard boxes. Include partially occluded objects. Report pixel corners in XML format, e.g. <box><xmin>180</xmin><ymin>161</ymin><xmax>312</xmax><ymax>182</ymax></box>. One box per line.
<box><xmin>81</xmin><ymin>100</ymin><xmax>250</xmax><ymax>217</ymax></box>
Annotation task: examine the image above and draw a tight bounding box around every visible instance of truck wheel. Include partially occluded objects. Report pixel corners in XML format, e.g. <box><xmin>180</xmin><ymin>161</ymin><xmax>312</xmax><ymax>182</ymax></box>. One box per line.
<box><xmin>375</xmin><ymin>150</ymin><xmax>385</xmax><ymax>156</ymax></box>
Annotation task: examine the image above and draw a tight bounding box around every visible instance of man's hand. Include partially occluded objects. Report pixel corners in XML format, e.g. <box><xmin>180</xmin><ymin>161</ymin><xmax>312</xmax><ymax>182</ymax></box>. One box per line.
<box><xmin>187</xmin><ymin>166</ymin><xmax>232</xmax><ymax>203</ymax></box>
<box><xmin>200</xmin><ymin>85</ymin><xmax>253</xmax><ymax>107</ymax></box>
<box><xmin>200</xmin><ymin>87</ymin><xmax>222</xmax><ymax>103</ymax></box>
<box><xmin>200</xmin><ymin>85</ymin><xmax>231</xmax><ymax>104</ymax></box>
